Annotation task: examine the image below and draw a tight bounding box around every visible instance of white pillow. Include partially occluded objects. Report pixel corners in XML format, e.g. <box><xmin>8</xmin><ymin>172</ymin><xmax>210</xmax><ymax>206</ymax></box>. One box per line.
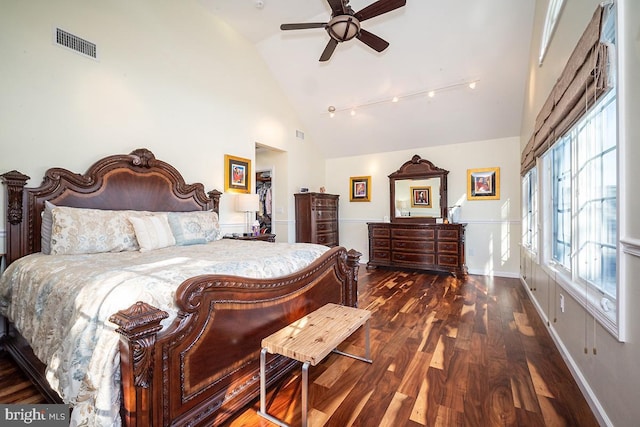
<box><xmin>167</xmin><ymin>211</ymin><xmax>222</xmax><ymax>245</ymax></box>
<box><xmin>50</xmin><ymin>206</ymin><xmax>144</xmax><ymax>255</ymax></box>
<box><xmin>41</xmin><ymin>201</ymin><xmax>56</xmax><ymax>255</ymax></box>
<box><xmin>128</xmin><ymin>214</ymin><xmax>176</xmax><ymax>251</ymax></box>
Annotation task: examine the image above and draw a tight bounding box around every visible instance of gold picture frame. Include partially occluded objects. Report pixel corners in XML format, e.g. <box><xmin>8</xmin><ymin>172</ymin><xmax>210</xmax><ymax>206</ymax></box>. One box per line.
<box><xmin>410</xmin><ymin>186</ymin><xmax>432</xmax><ymax>208</ymax></box>
<box><xmin>467</xmin><ymin>167</ymin><xmax>500</xmax><ymax>200</ymax></box>
<box><xmin>224</xmin><ymin>154</ymin><xmax>251</xmax><ymax>193</ymax></box>
<box><xmin>349</xmin><ymin>176</ymin><xmax>371</xmax><ymax>202</ymax></box>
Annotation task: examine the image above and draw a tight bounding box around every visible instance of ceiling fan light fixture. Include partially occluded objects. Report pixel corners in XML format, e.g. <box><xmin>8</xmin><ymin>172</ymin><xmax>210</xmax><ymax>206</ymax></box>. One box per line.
<box><xmin>327</xmin><ymin>15</ymin><xmax>361</xmax><ymax>42</ymax></box>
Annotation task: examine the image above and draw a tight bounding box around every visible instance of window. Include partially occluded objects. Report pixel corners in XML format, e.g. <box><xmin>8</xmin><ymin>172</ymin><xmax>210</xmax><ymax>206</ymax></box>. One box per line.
<box><xmin>522</xmin><ymin>167</ymin><xmax>538</xmax><ymax>254</ymax></box>
<box><xmin>545</xmin><ymin>90</ymin><xmax>617</xmax><ymax>326</ymax></box>
<box><xmin>539</xmin><ymin>0</ymin><xmax>566</xmax><ymax>65</ymax></box>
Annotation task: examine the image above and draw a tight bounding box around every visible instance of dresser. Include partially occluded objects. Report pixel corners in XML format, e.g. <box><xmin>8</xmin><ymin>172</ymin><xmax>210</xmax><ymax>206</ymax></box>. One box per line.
<box><xmin>294</xmin><ymin>192</ymin><xmax>339</xmax><ymax>247</ymax></box>
<box><xmin>367</xmin><ymin>222</ymin><xmax>467</xmax><ymax>277</ymax></box>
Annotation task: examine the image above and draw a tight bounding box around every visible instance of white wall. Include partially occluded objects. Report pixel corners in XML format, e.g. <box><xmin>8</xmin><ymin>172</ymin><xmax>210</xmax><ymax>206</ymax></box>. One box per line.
<box><xmin>326</xmin><ymin>137</ymin><xmax>522</xmax><ymax>277</ymax></box>
<box><xmin>0</xmin><ymin>0</ymin><xmax>324</xmax><ymax>249</ymax></box>
<box><xmin>520</xmin><ymin>1</ymin><xmax>640</xmax><ymax>425</ymax></box>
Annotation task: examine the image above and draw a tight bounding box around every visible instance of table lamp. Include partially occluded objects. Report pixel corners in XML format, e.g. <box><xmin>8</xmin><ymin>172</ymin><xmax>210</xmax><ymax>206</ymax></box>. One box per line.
<box><xmin>235</xmin><ymin>193</ymin><xmax>260</xmax><ymax>236</ymax></box>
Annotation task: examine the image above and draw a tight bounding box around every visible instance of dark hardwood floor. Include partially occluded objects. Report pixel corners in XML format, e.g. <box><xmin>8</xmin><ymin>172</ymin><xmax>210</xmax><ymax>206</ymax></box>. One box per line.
<box><xmin>0</xmin><ymin>268</ymin><xmax>599</xmax><ymax>426</ymax></box>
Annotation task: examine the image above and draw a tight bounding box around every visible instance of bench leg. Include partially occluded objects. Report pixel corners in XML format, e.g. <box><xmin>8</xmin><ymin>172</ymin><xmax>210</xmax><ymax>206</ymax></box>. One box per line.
<box><xmin>331</xmin><ymin>319</ymin><xmax>373</xmax><ymax>363</ymax></box>
<box><xmin>301</xmin><ymin>362</ymin><xmax>310</xmax><ymax>427</ymax></box>
<box><xmin>257</xmin><ymin>348</ymin><xmax>289</xmax><ymax>427</ymax></box>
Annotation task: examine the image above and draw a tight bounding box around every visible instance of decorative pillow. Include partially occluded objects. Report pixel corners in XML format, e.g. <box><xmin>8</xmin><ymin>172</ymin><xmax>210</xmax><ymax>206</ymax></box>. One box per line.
<box><xmin>41</xmin><ymin>201</ymin><xmax>56</xmax><ymax>255</ymax></box>
<box><xmin>50</xmin><ymin>206</ymin><xmax>144</xmax><ymax>255</ymax></box>
<box><xmin>128</xmin><ymin>214</ymin><xmax>176</xmax><ymax>252</ymax></box>
<box><xmin>167</xmin><ymin>211</ymin><xmax>222</xmax><ymax>246</ymax></box>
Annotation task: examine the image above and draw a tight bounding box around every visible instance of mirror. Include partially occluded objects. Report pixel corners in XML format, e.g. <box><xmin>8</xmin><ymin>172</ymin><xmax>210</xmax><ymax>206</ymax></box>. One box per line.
<box><xmin>389</xmin><ymin>155</ymin><xmax>449</xmax><ymax>223</ymax></box>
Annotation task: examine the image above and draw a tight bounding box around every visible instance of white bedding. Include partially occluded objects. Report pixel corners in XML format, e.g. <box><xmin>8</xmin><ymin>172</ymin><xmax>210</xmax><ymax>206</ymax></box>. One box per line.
<box><xmin>0</xmin><ymin>239</ymin><xmax>329</xmax><ymax>427</ymax></box>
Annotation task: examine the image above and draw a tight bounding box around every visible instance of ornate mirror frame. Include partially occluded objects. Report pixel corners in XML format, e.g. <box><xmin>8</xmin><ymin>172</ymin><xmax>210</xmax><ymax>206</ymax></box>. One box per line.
<box><xmin>389</xmin><ymin>154</ymin><xmax>449</xmax><ymax>223</ymax></box>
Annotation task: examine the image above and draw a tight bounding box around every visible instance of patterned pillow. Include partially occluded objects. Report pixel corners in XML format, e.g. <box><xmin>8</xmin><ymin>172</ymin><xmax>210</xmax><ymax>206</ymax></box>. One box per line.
<box><xmin>128</xmin><ymin>214</ymin><xmax>176</xmax><ymax>251</ymax></box>
<box><xmin>50</xmin><ymin>206</ymin><xmax>145</xmax><ymax>255</ymax></box>
<box><xmin>167</xmin><ymin>211</ymin><xmax>222</xmax><ymax>246</ymax></box>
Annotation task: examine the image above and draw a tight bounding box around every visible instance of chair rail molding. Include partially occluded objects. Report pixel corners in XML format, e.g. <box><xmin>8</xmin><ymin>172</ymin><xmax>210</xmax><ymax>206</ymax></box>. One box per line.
<box><xmin>621</xmin><ymin>237</ymin><xmax>640</xmax><ymax>258</ymax></box>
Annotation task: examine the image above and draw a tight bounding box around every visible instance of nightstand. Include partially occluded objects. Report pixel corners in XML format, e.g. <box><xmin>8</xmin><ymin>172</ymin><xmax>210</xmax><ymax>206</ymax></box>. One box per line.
<box><xmin>223</xmin><ymin>233</ymin><xmax>276</xmax><ymax>243</ymax></box>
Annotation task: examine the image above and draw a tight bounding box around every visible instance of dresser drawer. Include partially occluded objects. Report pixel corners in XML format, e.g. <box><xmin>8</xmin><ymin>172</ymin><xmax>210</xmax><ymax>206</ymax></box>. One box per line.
<box><xmin>392</xmin><ymin>252</ymin><xmax>436</xmax><ymax>265</ymax></box>
<box><xmin>391</xmin><ymin>228</ymin><xmax>435</xmax><ymax>240</ymax></box>
<box><xmin>372</xmin><ymin>238</ymin><xmax>390</xmax><ymax>249</ymax></box>
<box><xmin>370</xmin><ymin>250</ymin><xmax>390</xmax><ymax>262</ymax></box>
<box><xmin>370</xmin><ymin>227</ymin><xmax>390</xmax><ymax>238</ymax></box>
<box><xmin>315</xmin><ymin>209</ymin><xmax>337</xmax><ymax>221</ymax></box>
<box><xmin>316</xmin><ymin>232</ymin><xmax>338</xmax><ymax>246</ymax></box>
<box><xmin>438</xmin><ymin>228</ymin><xmax>460</xmax><ymax>241</ymax></box>
<box><xmin>392</xmin><ymin>240</ymin><xmax>435</xmax><ymax>253</ymax></box>
<box><xmin>316</xmin><ymin>221</ymin><xmax>337</xmax><ymax>232</ymax></box>
<box><xmin>437</xmin><ymin>241</ymin><xmax>459</xmax><ymax>254</ymax></box>
<box><xmin>438</xmin><ymin>254</ymin><xmax>460</xmax><ymax>267</ymax></box>
<box><xmin>312</xmin><ymin>197</ymin><xmax>338</xmax><ymax>208</ymax></box>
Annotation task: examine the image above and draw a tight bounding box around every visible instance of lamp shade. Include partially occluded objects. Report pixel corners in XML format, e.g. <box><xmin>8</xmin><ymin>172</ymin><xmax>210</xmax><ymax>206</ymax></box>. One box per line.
<box><xmin>235</xmin><ymin>193</ymin><xmax>259</xmax><ymax>212</ymax></box>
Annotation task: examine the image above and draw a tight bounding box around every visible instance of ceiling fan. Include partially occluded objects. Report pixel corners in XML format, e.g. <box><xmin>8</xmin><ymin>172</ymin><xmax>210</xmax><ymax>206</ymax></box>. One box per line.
<box><xmin>280</xmin><ymin>0</ymin><xmax>407</xmax><ymax>62</ymax></box>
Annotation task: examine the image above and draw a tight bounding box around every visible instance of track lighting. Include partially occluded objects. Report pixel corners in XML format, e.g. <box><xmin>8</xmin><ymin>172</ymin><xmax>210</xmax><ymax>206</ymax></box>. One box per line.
<box><xmin>325</xmin><ymin>79</ymin><xmax>479</xmax><ymax>117</ymax></box>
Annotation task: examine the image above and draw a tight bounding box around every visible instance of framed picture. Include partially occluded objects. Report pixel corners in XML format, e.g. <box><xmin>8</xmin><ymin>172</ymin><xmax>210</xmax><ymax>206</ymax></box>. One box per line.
<box><xmin>349</xmin><ymin>176</ymin><xmax>371</xmax><ymax>202</ymax></box>
<box><xmin>467</xmin><ymin>167</ymin><xmax>500</xmax><ymax>200</ymax></box>
<box><xmin>411</xmin><ymin>186</ymin><xmax>432</xmax><ymax>208</ymax></box>
<box><xmin>224</xmin><ymin>154</ymin><xmax>251</xmax><ymax>193</ymax></box>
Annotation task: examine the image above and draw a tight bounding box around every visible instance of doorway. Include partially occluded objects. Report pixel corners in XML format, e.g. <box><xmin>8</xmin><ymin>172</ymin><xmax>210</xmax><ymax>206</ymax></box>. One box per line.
<box><xmin>255</xmin><ymin>168</ymin><xmax>272</xmax><ymax>233</ymax></box>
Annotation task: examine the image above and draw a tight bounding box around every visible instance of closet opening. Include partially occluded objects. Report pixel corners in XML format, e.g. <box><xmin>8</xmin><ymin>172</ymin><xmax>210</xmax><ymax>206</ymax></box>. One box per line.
<box><xmin>256</xmin><ymin>169</ymin><xmax>272</xmax><ymax>234</ymax></box>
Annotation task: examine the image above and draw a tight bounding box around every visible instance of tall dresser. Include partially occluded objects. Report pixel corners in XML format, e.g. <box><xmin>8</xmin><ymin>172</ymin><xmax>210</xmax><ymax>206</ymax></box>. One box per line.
<box><xmin>294</xmin><ymin>192</ymin><xmax>339</xmax><ymax>247</ymax></box>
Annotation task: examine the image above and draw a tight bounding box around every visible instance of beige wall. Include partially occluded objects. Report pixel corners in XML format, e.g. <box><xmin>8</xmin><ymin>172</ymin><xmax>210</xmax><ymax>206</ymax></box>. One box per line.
<box><xmin>0</xmin><ymin>0</ymin><xmax>324</xmax><ymax>247</ymax></box>
<box><xmin>520</xmin><ymin>1</ymin><xmax>640</xmax><ymax>425</ymax></box>
<box><xmin>326</xmin><ymin>136</ymin><xmax>522</xmax><ymax>277</ymax></box>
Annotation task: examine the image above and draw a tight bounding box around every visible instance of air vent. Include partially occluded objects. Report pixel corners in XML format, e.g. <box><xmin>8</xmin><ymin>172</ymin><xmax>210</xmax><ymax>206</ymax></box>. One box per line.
<box><xmin>296</xmin><ymin>130</ymin><xmax>305</xmax><ymax>140</ymax></box>
<box><xmin>55</xmin><ymin>28</ymin><xmax>97</xmax><ymax>59</ymax></box>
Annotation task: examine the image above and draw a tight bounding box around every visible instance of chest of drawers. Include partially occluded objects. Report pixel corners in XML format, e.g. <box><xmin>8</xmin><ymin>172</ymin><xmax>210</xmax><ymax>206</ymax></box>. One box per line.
<box><xmin>295</xmin><ymin>193</ymin><xmax>339</xmax><ymax>247</ymax></box>
<box><xmin>368</xmin><ymin>222</ymin><xmax>466</xmax><ymax>277</ymax></box>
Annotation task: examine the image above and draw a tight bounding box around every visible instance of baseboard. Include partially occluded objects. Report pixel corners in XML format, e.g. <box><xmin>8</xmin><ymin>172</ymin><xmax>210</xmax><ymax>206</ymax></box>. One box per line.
<box><xmin>518</xmin><ymin>276</ymin><xmax>613</xmax><ymax>427</ymax></box>
<box><xmin>467</xmin><ymin>268</ymin><xmax>520</xmax><ymax>278</ymax></box>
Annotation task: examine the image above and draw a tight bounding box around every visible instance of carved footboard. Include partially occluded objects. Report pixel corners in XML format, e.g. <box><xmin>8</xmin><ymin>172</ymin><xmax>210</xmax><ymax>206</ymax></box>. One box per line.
<box><xmin>110</xmin><ymin>247</ymin><xmax>361</xmax><ymax>427</ymax></box>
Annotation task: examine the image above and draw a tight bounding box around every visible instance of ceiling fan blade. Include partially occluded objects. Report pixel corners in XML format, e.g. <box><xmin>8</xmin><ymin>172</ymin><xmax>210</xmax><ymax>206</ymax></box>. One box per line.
<box><xmin>319</xmin><ymin>38</ymin><xmax>339</xmax><ymax>62</ymax></box>
<box><xmin>280</xmin><ymin>22</ymin><xmax>327</xmax><ymax>31</ymax></box>
<box><xmin>354</xmin><ymin>0</ymin><xmax>406</xmax><ymax>22</ymax></box>
<box><xmin>356</xmin><ymin>29</ymin><xmax>390</xmax><ymax>52</ymax></box>
<box><xmin>326</xmin><ymin>0</ymin><xmax>345</xmax><ymax>15</ymax></box>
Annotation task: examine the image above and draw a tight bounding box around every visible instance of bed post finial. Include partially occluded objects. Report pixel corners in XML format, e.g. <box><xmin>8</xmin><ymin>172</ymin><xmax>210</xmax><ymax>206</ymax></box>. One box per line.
<box><xmin>110</xmin><ymin>301</ymin><xmax>168</xmax><ymax>427</ymax></box>
<box><xmin>1</xmin><ymin>171</ymin><xmax>30</xmax><ymax>266</ymax></box>
<box><xmin>208</xmin><ymin>189</ymin><xmax>222</xmax><ymax>213</ymax></box>
<box><xmin>1</xmin><ymin>170</ymin><xmax>30</xmax><ymax>225</ymax></box>
<box><xmin>346</xmin><ymin>249</ymin><xmax>362</xmax><ymax>307</ymax></box>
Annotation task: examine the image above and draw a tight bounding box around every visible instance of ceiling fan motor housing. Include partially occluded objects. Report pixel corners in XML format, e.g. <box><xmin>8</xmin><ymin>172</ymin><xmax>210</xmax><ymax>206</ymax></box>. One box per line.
<box><xmin>327</xmin><ymin>15</ymin><xmax>361</xmax><ymax>42</ymax></box>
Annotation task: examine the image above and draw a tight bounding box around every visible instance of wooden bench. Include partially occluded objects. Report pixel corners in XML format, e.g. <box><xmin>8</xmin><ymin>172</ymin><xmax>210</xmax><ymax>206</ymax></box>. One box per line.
<box><xmin>258</xmin><ymin>303</ymin><xmax>373</xmax><ymax>427</ymax></box>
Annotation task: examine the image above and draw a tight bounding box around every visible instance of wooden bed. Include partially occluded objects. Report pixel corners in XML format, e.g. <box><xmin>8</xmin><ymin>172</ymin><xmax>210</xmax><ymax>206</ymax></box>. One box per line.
<box><xmin>0</xmin><ymin>148</ymin><xmax>361</xmax><ymax>426</ymax></box>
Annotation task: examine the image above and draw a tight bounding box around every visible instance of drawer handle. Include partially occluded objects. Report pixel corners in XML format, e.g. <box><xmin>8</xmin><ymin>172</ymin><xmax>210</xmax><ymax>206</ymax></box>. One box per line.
<box><xmin>396</xmin><ymin>254</ymin><xmax>405</xmax><ymax>259</ymax></box>
<box><xmin>396</xmin><ymin>242</ymin><xmax>405</xmax><ymax>247</ymax></box>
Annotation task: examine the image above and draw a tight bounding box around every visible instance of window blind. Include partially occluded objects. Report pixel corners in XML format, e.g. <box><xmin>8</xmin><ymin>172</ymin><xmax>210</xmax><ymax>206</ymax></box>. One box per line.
<box><xmin>521</xmin><ymin>4</ymin><xmax>612</xmax><ymax>175</ymax></box>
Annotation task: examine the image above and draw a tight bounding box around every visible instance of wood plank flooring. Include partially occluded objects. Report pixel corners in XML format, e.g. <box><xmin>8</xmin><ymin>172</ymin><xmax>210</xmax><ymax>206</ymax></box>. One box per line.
<box><xmin>0</xmin><ymin>268</ymin><xmax>599</xmax><ymax>426</ymax></box>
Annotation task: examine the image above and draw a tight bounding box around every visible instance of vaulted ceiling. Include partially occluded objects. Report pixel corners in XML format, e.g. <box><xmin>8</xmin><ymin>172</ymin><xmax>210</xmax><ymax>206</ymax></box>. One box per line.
<box><xmin>201</xmin><ymin>0</ymin><xmax>536</xmax><ymax>158</ymax></box>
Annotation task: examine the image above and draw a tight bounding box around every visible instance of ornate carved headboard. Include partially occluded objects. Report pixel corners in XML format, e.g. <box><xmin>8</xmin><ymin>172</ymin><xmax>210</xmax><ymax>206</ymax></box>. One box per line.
<box><xmin>1</xmin><ymin>148</ymin><xmax>222</xmax><ymax>265</ymax></box>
